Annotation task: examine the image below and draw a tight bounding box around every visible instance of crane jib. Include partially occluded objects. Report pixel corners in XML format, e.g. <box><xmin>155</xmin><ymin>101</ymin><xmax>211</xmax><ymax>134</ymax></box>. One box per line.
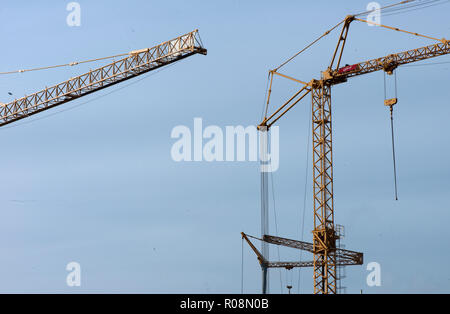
<box><xmin>0</xmin><ymin>30</ymin><xmax>207</xmax><ymax>128</ymax></box>
<box><xmin>335</xmin><ymin>40</ymin><xmax>450</xmax><ymax>79</ymax></box>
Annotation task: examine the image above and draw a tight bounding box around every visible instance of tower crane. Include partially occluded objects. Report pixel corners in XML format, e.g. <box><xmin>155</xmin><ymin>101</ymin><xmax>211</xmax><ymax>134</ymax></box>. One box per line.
<box><xmin>243</xmin><ymin>14</ymin><xmax>450</xmax><ymax>294</ymax></box>
<box><xmin>0</xmin><ymin>30</ymin><xmax>206</xmax><ymax>127</ymax></box>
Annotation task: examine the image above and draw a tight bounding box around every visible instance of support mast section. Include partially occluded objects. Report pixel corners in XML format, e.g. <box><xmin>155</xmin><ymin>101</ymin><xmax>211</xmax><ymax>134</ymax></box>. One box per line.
<box><xmin>311</xmin><ymin>81</ymin><xmax>336</xmax><ymax>294</ymax></box>
<box><xmin>0</xmin><ymin>30</ymin><xmax>206</xmax><ymax>127</ymax></box>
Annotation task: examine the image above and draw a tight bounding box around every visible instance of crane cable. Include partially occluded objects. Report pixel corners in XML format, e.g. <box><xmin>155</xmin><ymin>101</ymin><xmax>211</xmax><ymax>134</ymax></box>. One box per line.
<box><xmin>263</xmin><ymin>3</ymin><xmax>416</xmax><ymax>292</ymax></box>
<box><xmin>377</xmin><ymin>0</ymin><xmax>450</xmax><ymax>18</ymax></box>
<box><xmin>0</xmin><ymin>59</ymin><xmax>181</xmax><ymax>130</ymax></box>
<box><xmin>354</xmin><ymin>0</ymin><xmax>416</xmax><ymax>16</ymax></box>
<box><xmin>274</xmin><ymin>20</ymin><xmax>345</xmax><ymax>72</ymax></box>
<box><xmin>297</xmin><ymin>102</ymin><xmax>311</xmax><ymax>294</ymax></box>
<box><xmin>0</xmin><ymin>52</ymin><xmax>130</xmax><ymax>75</ymax></box>
<box><xmin>265</xmin><ymin>0</ymin><xmax>428</xmax><ymax>121</ymax></box>
<box><xmin>262</xmin><ymin>20</ymin><xmax>345</xmax><ymax>123</ymax></box>
<box><xmin>391</xmin><ymin>108</ymin><xmax>399</xmax><ymax>201</ymax></box>
<box><xmin>354</xmin><ymin>17</ymin><xmax>446</xmax><ymax>43</ymax></box>
<box><xmin>384</xmin><ymin>71</ymin><xmax>399</xmax><ymax>201</ymax></box>
<box><xmin>241</xmin><ymin>236</ymin><xmax>244</xmax><ymax>294</ymax></box>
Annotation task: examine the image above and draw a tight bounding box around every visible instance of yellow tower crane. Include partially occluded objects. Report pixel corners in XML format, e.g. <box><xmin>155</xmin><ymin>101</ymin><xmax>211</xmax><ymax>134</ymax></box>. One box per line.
<box><xmin>0</xmin><ymin>30</ymin><xmax>206</xmax><ymax>127</ymax></box>
<box><xmin>243</xmin><ymin>14</ymin><xmax>450</xmax><ymax>294</ymax></box>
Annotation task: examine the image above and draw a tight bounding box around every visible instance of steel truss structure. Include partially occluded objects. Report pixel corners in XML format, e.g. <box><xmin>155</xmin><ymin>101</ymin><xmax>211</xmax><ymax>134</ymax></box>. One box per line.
<box><xmin>0</xmin><ymin>30</ymin><xmax>206</xmax><ymax>127</ymax></box>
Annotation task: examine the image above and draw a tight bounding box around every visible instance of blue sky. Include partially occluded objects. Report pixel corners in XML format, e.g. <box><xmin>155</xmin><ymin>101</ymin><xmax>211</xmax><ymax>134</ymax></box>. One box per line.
<box><xmin>0</xmin><ymin>0</ymin><xmax>449</xmax><ymax>293</ymax></box>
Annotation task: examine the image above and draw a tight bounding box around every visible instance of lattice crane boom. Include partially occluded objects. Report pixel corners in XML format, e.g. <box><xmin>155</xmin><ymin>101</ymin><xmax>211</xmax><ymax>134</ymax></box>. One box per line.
<box><xmin>241</xmin><ymin>232</ymin><xmax>363</xmax><ymax>270</ymax></box>
<box><xmin>0</xmin><ymin>30</ymin><xmax>206</xmax><ymax>127</ymax></box>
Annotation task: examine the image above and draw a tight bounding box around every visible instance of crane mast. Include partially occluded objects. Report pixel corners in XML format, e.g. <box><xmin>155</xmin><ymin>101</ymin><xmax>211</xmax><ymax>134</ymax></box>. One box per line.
<box><xmin>246</xmin><ymin>15</ymin><xmax>450</xmax><ymax>294</ymax></box>
<box><xmin>0</xmin><ymin>30</ymin><xmax>206</xmax><ymax>127</ymax></box>
<box><xmin>311</xmin><ymin>81</ymin><xmax>336</xmax><ymax>293</ymax></box>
